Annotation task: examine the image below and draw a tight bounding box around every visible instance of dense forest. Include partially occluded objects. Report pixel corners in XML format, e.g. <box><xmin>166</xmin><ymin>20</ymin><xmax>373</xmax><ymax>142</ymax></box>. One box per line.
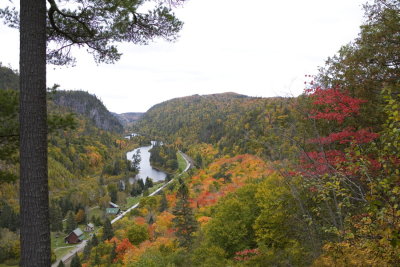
<box><xmin>0</xmin><ymin>0</ymin><xmax>399</xmax><ymax>266</ymax></box>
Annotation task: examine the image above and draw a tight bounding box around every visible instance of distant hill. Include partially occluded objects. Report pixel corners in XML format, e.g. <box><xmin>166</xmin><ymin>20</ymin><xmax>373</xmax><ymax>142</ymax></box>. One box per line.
<box><xmin>136</xmin><ymin>92</ymin><xmax>296</xmax><ymax>160</ymax></box>
<box><xmin>0</xmin><ymin>63</ymin><xmax>19</xmax><ymax>90</ymax></box>
<box><xmin>52</xmin><ymin>90</ymin><xmax>124</xmax><ymax>133</ymax></box>
<box><xmin>113</xmin><ymin>112</ymin><xmax>144</xmax><ymax>127</ymax></box>
<box><xmin>0</xmin><ymin>64</ymin><xmax>123</xmax><ymax>133</ymax></box>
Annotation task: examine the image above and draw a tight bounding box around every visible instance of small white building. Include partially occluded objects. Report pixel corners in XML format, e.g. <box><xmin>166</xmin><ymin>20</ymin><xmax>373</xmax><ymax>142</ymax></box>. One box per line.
<box><xmin>85</xmin><ymin>223</ymin><xmax>95</xmax><ymax>232</ymax></box>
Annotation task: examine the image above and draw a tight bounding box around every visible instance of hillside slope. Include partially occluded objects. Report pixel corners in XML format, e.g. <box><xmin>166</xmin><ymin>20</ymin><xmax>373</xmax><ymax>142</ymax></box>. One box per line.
<box><xmin>137</xmin><ymin>92</ymin><xmax>296</xmax><ymax>160</ymax></box>
<box><xmin>113</xmin><ymin>112</ymin><xmax>144</xmax><ymax>127</ymax></box>
<box><xmin>0</xmin><ymin>63</ymin><xmax>19</xmax><ymax>91</ymax></box>
<box><xmin>52</xmin><ymin>90</ymin><xmax>124</xmax><ymax>133</ymax></box>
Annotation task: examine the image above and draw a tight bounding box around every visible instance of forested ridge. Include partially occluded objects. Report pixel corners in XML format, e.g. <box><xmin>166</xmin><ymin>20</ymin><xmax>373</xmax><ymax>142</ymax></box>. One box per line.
<box><xmin>137</xmin><ymin>93</ymin><xmax>296</xmax><ymax>161</ymax></box>
<box><xmin>113</xmin><ymin>112</ymin><xmax>144</xmax><ymax>127</ymax></box>
<box><xmin>52</xmin><ymin>90</ymin><xmax>124</xmax><ymax>133</ymax></box>
<box><xmin>0</xmin><ymin>0</ymin><xmax>399</xmax><ymax>266</ymax></box>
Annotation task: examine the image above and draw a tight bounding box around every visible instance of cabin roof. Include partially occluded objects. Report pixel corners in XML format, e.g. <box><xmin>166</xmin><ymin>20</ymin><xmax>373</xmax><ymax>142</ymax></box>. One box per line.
<box><xmin>72</xmin><ymin>228</ymin><xmax>84</xmax><ymax>237</ymax></box>
<box><xmin>106</xmin><ymin>208</ymin><xmax>120</xmax><ymax>214</ymax></box>
<box><xmin>109</xmin><ymin>202</ymin><xmax>120</xmax><ymax>208</ymax></box>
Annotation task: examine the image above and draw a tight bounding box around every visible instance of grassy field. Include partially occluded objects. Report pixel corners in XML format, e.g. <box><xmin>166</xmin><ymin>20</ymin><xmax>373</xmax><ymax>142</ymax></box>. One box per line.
<box><xmin>87</xmin><ymin>206</ymin><xmax>104</xmax><ymax>220</ymax></box>
<box><xmin>177</xmin><ymin>152</ymin><xmax>187</xmax><ymax>173</ymax></box>
<box><xmin>54</xmin><ymin>246</ymin><xmax>76</xmax><ymax>260</ymax></box>
<box><xmin>149</xmin><ymin>182</ymin><xmax>165</xmax><ymax>194</ymax></box>
<box><xmin>0</xmin><ymin>263</ymin><xmax>18</xmax><ymax>267</ymax></box>
<box><xmin>124</xmin><ymin>196</ymin><xmax>141</xmax><ymax>209</ymax></box>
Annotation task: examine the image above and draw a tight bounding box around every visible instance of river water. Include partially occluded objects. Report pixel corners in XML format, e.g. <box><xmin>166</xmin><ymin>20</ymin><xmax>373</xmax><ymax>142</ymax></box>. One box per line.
<box><xmin>126</xmin><ymin>143</ymin><xmax>167</xmax><ymax>183</ymax></box>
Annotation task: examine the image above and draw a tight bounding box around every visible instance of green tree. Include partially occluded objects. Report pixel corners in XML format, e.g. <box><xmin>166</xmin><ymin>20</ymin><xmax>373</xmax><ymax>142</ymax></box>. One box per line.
<box><xmin>204</xmin><ymin>184</ymin><xmax>259</xmax><ymax>257</ymax></box>
<box><xmin>138</xmin><ymin>179</ymin><xmax>145</xmax><ymax>191</ymax></box>
<box><xmin>195</xmin><ymin>153</ymin><xmax>203</xmax><ymax>168</ymax></box>
<box><xmin>107</xmin><ymin>183</ymin><xmax>118</xmax><ymax>203</ymax></box>
<box><xmin>57</xmin><ymin>260</ymin><xmax>65</xmax><ymax>267</ymax></box>
<box><xmin>65</xmin><ymin>211</ymin><xmax>77</xmax><ymax>234</ymax></box>
<box><xmin>131</xmin><ymin>149</ymin><xmax>141</xmax><ymax>172</ymax></box>
<box><xmin>0</xmin><ymin>0</ymin><xmax>187</xmax><ymax>265</ymax></box>
<box><xmin>91</xmin><ymin>234</ymin><xmax>99</xmax><ymax>247</ymax></box>
<box><xmin>93</xmin><ymin>250</ymin><xmax>101</xmax><ymax>266</ymax></box>
<box><xmin>254</xmin><ymin>174</ymin><xmax>312</xmax><ymax>265</ymax></box>
<box><xmin>172</xmin><ymin>179</ymin><xmax>197</xmax><ymax>248</ymax></box>
<box><xmin>145</xmin><ymin>177</ymin><xmax>154</xmax><ymax>189</ymax></box>
<box><xmin>159</xmin><ymin>192</ymin><xmax>169</xmax><ymax>212</ymax></box>
<box><xmin>0</xmin><ymin>89</ymin><xmax>18</xmax><ymax>183</ymax></box>
<box><xmin>49</xmin><ymin>201</ymin><xmax>63</xmax><ymax>232</ymax></box>
<box><xmin>102</xmin><ymin>218</ymin><xmax>114</xmax><ymax>241</ymax></box>
<box><xmin>82</xmin><ymin>241</ymin><xmax>92</xmax><ymax>261</ymax></box>
<box><xmin>131</xmin><ymin>181</ymin><xmax>143</xmax><ymax>197</ymax></box>
<box><xmin>70</xmin><ymin>253</ymin><xmax>81</xmax><ymax>267</ymax></box>
<box><xmin>190</xmin><ymin>245</ymin><xmax>229</xmax><ymax>267</ymax></box>
<box><xmin>109</xmin><ymin>241</ymin><xmax>117</xmax><ymax>264</ymax></box>
<box><xmin>127</xmin><ymin>222</ymin><xmax>149</xmax><ymax>246</ymax></box>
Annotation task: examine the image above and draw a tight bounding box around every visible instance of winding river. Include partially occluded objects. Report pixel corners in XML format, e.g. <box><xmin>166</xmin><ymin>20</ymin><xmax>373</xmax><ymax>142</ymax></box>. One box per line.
<box><xmin>126</xmin><ymin>142</ymin><xmax>167</xmax><ymax>182</ymax></box>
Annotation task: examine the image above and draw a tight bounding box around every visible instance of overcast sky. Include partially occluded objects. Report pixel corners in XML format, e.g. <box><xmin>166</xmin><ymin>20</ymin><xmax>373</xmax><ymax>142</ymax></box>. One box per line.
<box><xmin>0</xmin><ymin>0</ymin><xmax>367</xmax><ymax>113</ymax></box>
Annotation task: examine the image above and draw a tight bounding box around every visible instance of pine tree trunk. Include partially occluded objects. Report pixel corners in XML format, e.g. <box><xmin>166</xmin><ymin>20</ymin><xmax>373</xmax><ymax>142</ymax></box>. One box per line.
<box><xmin>19</xmin><ymin>0</ymin><xmax>50</xmax><ymax>265</ymax></box>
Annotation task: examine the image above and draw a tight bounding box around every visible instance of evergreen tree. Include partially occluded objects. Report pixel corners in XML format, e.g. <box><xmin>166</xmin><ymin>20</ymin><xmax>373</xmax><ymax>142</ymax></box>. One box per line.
<box><xmin>148</xmin><ymin>215</ymin><xmax>154</xmax><ymax>225</ymax></box>
<box><xmin>57</xmin><ymin>260</ymin><xmax>65</xmax><ymax>267</ymax></box>
<box><xmin>107</xmin><ymin>184</ymin><xmax>118</xmax><ymax>203</ymax></box>
<box><xmin>0</xmin><ymin>89</ymin><xmax>18</xmax><ymax>184</ymax></box>
<box><xmin>59</xmin><ymin>196</ymin><xmax>73</xmax><ymax>216</ymax></box>
<box><xmin>145</xmin><ymin>177</ymin><xmax>153</xmax><ymax>189</ymax></box>
<box><xmin>195</xmin><ymin>154</ymin><xmax>203</xmax><ymax>168</ymax></box>
<box><xmin>130</xmin><ymin>181</ymin><xmax>143</xmax><ymax>197</ymax></box>
<box><xmin>49</xmin><ymin>201</ymin><xmax>63</xmax><ymax>232</ymax></box>
<box><xmin>0</xmin><ymin>201</ymin><xmax>19</xmax><ymax>231</ymax></box>
<box><xmin>102</xmin><ymin>218</ymin><xmax>114</xmax><ymax>241</ymax></box>
<box><xmin>91</xmin><ymin>234</ymin><xmax>99</xmax><ymax>247</ymax></box>
<box><xmin>65</xmin><ymin>211</ymin><xmax>77</xmax><ymax>233</ymax></box>
<box><xmin>70</xmin><ymin>253</ymin><xmax>82</xmax><ymax>267</ymax></box>
<box><xmin>137</xmin><ymin>179</ymin><xmax>145</xmax><ymax>190</ymax></box>
<box><xmin>93</xmin><ymin>251</ymin><xmax>101</xmax><ymax>266</ymax></box>
<box><xmin>159</xmin><ymin>192</ymin><xmax>169</xmax><ymax>212</ymax></box>
<box><xmin>131</xmin><ymin>150</ymin><xmax>141</xmax><ymax>172</ymax></box>
<box><xmin>110</xmin><ymin>241</ymin><xmax>117</xmax><ymax>264</ymax></box>
<box><xmin>82</xmin><ymin>241</ymin><xmax>92</xmax><ymax>261</ymax></box>
<box><xmin>172</xmin><ymin>179</ymin><xmax>198</xmax><ymax>248</ymax></box>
